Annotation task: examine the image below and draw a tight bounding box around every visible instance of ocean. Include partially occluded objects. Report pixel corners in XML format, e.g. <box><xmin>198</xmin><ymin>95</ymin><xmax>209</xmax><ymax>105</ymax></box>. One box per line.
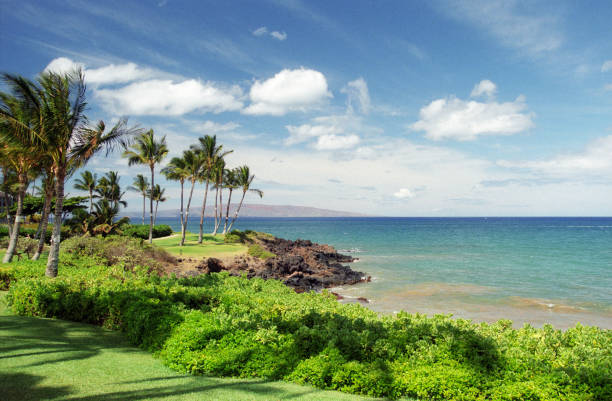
<box><xmin>153</xmin><ymin>216</ymin><xmax>612</xmax><ymax>329</ymax></box>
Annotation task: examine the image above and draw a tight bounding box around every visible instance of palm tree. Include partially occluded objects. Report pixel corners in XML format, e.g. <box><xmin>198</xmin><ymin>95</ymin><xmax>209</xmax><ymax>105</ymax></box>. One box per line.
<box><xmin>161</xmin><ymin>157</ymin><xmax>188</xmax><ymax>233</ymax></box>
<box><xmin>32</xmin><ymin>165</ymin><xmax>54</xmax><ymax>260</ymax></box>
<box><xmin>180</xmin><ymin>149</ymin><xmax>204</xmax><ymax>246</ymax></box>
<box><xmin>127</xmin><ymin>174</ymin><xmax>149</xmax><ymax>225</ymax></box>
<box><xmin>211</xmin><ymin>158</ymin><xmax>226</xmax><ymax>236</ymax></box>
<box><xmin>227</xmin><ymin>165</ymin><xmax>263</xmax><ymax>232</ymax></box>
<box><xmin>222</xmin><ymin>168</ymin><xmax>237</xmax><ymax>234</ymax></box>
<box><xmin>191</xmin><ymin>135</ymin><xmax>232</xmax><ymax>243</ymax></box>
<box><xmin>150</xmin><ymin>184</ymin><xmax>166</xmax><ymax>226</ymax></box>
<box><xmin>95</xmin><ymin>171</ymin><xmax>126</xmax><ymax>209</ymax></box>
<box><xmin>123</xmin><ymin>129</ymin><xmax>168</xmax><ymax>243</ymax></box>
<box><xmin>73</xmin><ymin>170</ymin><xmax>97</xmax><ymax>214</ymax></box>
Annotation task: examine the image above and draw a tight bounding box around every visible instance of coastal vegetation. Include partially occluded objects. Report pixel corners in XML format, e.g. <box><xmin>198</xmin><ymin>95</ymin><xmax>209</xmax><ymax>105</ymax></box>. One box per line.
<box><xmin>2</xmin><ymin>250</ymin><xmax>611</xmax><ymax>400</ymax></box>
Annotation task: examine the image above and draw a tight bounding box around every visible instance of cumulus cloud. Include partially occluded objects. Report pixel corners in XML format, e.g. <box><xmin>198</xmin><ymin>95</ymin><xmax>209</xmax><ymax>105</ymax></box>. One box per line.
<box><xmin>411</xmin><ymin>82</ymin><xmax>534</xmax><ymax>141</ymax></box>
<box><xmin>394</xmin><ymin>188</ymin><xmax>415</xmax><ymax>199</ymax></box>
<box><xmin>342</xmin><ymin>77</ymin><xmax>371</xmax><ymax>114</ymax></box>
<box><xmin>44</xmin><ymin>57</ymin><xmax>155</xmax><ymax>85</ymax></box>
<box><xmin>270</xmin><ymin>31</ymin><xmax>287</xmax><ymax>41</ymax></box>
<box><xmin>244</xmin><ymin>68</ymin><xmax>331</xmax><ymax>115</ymax></box>
<box><xmin>285</xmin><ymin>124</ymin><xmax>342</xmax><ymax>145</ymax></box>
<box><xmin>602</xmin><ymin>60</ymin><xmax>612</xmax><ymax>72</ymax></box>
<box><xmin>470</xmin><ymin>79</ymin><xmax>497</xmax><ymax>98</ymax></box>
<box><xmin>196</xmin><ymin>120</ymin><xmax>241</xmax><ymax>133</ymax></box>
<box><xmin>95</xmin><ymin>79</ymin><xmax>243</xmax><ymax>116</ymax></box>
<box><xmin>314</xmin><ymin>134</ymin><xmax>360</xmax><ymax>150</ymax></box>
<box><xmin>252</xmin><ymin>26</ymin><xmax>268</xmax><ymax>36</ymax></box>
<box><xmin>498</xmin><ymin>135</ymin><xmax>612</xmax><ymax>176</ymax></box>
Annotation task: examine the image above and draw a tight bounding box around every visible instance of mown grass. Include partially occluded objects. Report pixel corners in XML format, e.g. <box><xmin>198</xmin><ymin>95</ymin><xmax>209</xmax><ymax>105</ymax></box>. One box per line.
<box><xmin>153</xmin><ymin>232</ymin><xmax>248</xmax><ymax>258</ymax></box>
<box><xmin>0</xmin><ymin>291</ymin><xmax>380</xmax><ymax>401</ymax></box>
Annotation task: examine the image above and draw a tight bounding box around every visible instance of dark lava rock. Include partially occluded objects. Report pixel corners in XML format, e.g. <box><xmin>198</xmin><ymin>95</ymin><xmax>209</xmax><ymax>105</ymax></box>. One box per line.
<box><xmin>196</xmin><ymin>257</ymin><xmax>225</xmax><ymax>273</ymax></box>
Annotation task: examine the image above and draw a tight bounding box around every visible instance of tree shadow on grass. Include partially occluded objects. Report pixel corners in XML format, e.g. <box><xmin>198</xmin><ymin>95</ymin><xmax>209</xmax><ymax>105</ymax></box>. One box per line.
<box><xmin>0</xmin><ymin>372</ymin><xmax>72</xmax><ymax>401</ymax></box>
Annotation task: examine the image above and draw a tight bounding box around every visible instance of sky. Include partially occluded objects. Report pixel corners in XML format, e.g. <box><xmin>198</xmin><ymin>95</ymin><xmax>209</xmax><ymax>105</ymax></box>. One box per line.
<box><xmin>1</xmin><ymin>0</ymin><xmax>611</xmax><ymax>216</ymax></box>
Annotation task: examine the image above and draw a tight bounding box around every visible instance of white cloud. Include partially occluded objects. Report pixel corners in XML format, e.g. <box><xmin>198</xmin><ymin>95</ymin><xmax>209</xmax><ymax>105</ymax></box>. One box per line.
<box><xmin>394</xmin><ymin>188</ymin><xmax>415</xmax><ymax>199</ymax></box>
<box><xmin>270</xmin><ymin>31</ymin><xmax>287</xmax><ymax>41</ymax></box>
<box><xmin>252</xmin><ymin>26</ymin><xmax>268</xmax><ymax>36</ymax></box>
<box><xmin>85</xmin><ymin>63</ymin><xmax>156</xmax><ymax>85</ymax></box>
<box><xmin>314</xmin><ymin>134</ymin><xmax>360</xmax><ymax>150</ymax></box>
<box><xmin>602</xmin><ymin>60</ymin><xmax>612</xmax><ymax>72</ymax></box>
<box><xmin>196</xmin><ymin>120</ymin><xmax>241</xmax><ymax>133</ymax></box>
<box><xmin>244</xmin><ymin>68</ymin><xmax>332</xmax><ymax>115</ymax></box>
<box><xmin>44</xmin><ymin>57</ymin><xmax>84</xmax><ymax>74</ymax></box>
<box><xmin>342</xmin><ymin>77</ymin><xmax>371</xmax><ymax>114</ymax></box>
<box><xmin>411</xmin><ymin>82</ymin><xmax>534</xmax><ymax>141</ymax></box>
<box><xmin>95</xmin><ymin>79</ymin><xmax>243</xmax><ymax>116</ymax></box>
<box><xmin>285</xmin><ymin>124</ymin><xmax>342</xmax><ymax>145</ymax></box>
<box><xmin>470</xmin><ymin>79</ymin><xmax>497</xmax><ymax>98</ymax></box>
<box><xmin>498</xmin><ymin>135</ymin><xmax>612</xmax><ymax>176</ymax></box>
<box><xmin>436</xmin><ymin>0</ymin><xmax>562</xmax><ymax>56</ymax></box>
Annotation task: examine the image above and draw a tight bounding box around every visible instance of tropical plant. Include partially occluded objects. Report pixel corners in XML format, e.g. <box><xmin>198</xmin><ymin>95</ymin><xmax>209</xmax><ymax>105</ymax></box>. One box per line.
<box><xmin>123</xmin><ymin>129</ymin><xmax>168</xmax><ymax>243</ymax></box>
<box><xmin>73</xmin><ymin>170</ymin><xmax>97</xmax><ymax>214</ymax></box>
<box><xmin>222</xmin><ymin>168</ymin><xmax>237</xmax><ymax>234</ymax></box>
<box><xmin>179</xmin><ymin>149</ymin><xmax>204</xmax><ymax>246</ymax></box>
<box><xmin>95</xmin><ymin>171</ymin><xmax>127</xmax><ymax>210</ymax></box>
<box><xmin>211</xmin><ymin>158</ymin><xmax>226</xmax><ymax>236</ymax></box>
<box><xmin>227</xmin><ymin>165</ymin><xmax>263</xmax><ymax>232</ymax></box>
<box><xmin>161</xmin><ymin>157</ymin><xmax>188</xmax><ymax>235</ymax></box>
<box><xmin>150</xmin><ymin>184</ymin><xmax>166</xmax><ymax>226</ymax></box>
<box><xmin>127</xmin><ymin>174</ymin><xmax>149</xmax><ymax>225</ymax></box>
<box><xmin>191</xmin><ymin>135</ymin><xmax>232</xmax><ymax>243</ymax></box>
<box><xmin>32</xmin><ymin>168</ymin><xmax>54</xmax><ymax>260</ymax></box>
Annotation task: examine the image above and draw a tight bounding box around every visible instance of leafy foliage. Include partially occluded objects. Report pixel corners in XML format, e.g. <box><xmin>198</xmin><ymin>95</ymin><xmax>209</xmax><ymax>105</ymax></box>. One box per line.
<box><xmin>120</xmin><ymin>224</ymin><xmax>173</xmax><ymax>239</ymax></box>
<box><xmin>247</xmin><ymin>244</ymin><xmax>276</xmax><ymax>259</ymax></box>
<box><xmin>4</xmin><ymin>253</ymin><xmax>611</xmax><ymax>401</ymax></box>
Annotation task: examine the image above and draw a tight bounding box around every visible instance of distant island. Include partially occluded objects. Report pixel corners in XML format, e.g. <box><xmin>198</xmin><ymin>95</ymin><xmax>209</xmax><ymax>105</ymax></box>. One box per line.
<box><xmin>122</xmin><ymin>204</ymin><xmax>369</xmax><ymax>218</ymax></box>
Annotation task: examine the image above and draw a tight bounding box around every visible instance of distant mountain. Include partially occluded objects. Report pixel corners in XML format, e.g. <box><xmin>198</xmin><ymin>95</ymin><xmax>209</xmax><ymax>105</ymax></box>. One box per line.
<box><xmin>123</xmin><ymin>204</ymin><xmax>368</xmax><ymax>218</ymax></box>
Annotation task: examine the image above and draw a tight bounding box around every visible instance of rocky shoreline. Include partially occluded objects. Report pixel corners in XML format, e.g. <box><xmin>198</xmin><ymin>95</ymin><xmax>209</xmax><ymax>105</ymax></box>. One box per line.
<box><xmin>175</xmin><ymin>233</ymin><xmax>370</xmax><ymax>292</ymax></box>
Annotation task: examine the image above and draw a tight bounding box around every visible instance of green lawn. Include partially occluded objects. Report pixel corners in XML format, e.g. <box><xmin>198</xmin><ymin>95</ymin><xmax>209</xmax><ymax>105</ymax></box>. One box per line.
<box><xmin>153</xmin><ymin>232</ymin><xmax>248</xmax><ymax>259</ymax></box>
<box><xmin>0</xmin><ymin>292</ymin><xmax>379</xmax><ymax>401</ymax></box>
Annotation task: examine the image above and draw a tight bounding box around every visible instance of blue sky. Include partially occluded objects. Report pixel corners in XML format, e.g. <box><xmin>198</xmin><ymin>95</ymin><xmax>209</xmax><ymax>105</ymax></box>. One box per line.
<box><xmin>1</xmin><ymin>0</ymin><xmax>611</xmax><ymax>216</ymax></box>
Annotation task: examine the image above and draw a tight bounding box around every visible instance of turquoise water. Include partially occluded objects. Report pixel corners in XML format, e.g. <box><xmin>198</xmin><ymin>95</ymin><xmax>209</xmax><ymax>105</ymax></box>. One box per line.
<box><xmin>155</xmin><ymin>217</ymin><xmax>612</xmax><ymax>329</ymax></box>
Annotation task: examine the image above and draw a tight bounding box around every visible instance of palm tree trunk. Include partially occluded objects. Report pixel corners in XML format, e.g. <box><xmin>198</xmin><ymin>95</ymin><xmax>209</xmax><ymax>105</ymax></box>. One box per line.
<box><xmin>179</xmin><ymin>179</ymin><xmax>184</xmax><ymax>232</ymax></box>
<box><xmin>89</xmin><ymin>189</ymin><xmax>93</xmax><ymax>215</ymax></box>
<box><xmin>181</xmin><ymin>179</ymin><xmax>196</xmax><ymax>246</ymax></box>
<box><xmin>211</xmin><ymin>186</ymin><xmax>219</xmax><ymax>235</ymax></box>
<box><xmin>154</xmin><ymin>200</ymin><xmax>159</xmax><ymax>226</ymax></box>
<box><xmin>3</xmin><ymin>174</ymin><xmax>26</xmax><ymax>263</ymax></box>
<box><xmin>222</xmin><ymin>188</ymin><xmax>233</xmax><ymax>234</ymax></box>
<box><xmin>32</xmin><ymin>186</ymin><xmax>53</xmax><ymax>260</ymax></box>
<box><xmin>46</xmin><ymin>168</ymin><xmax>66</xmax><ymax>277</ymax></box>
<box><xmin>149</xmin><ymin>165</ymin><xmax>154</xmax><ymax>243</ymax></box>
<box><xmin>198</xmin><ymin>180</ymin><xmax>209</xmax><ymax>244</ymax></box>
<box><xmin>213</xmin><ymin>186</ymin><xmax>222</xmax><ymax>235</ymax></box>
<box><xmin>227</xmin><ymin>190</ymin><xmax>246</xmax><ymax>233</ymax></box>
<box><xmin>3</xmin><ymin>169</ymin><xmax>12</xmax><ymax>238</ymax></box>
<box><xmin>142</xmin><ymin>193</ymin><xmax>145</xmax><ymax>225</ymax></box>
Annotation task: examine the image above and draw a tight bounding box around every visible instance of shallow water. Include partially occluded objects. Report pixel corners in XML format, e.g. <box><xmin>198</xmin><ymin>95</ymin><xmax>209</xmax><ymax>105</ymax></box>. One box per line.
<box><xmin>155</xmin><ymin>216</ymin><xmax>612</xmax><ymax>329</ymax></box>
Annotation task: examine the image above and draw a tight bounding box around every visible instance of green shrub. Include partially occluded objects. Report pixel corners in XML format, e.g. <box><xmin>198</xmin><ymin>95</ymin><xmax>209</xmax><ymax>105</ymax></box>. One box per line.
<box><xmin>247</xmin><ymin>244</ymin><xmax>275</xmax><ymax>259</ymax></box>
<box><xmin>120</xmin><ymin>224</ymin><xmax>173</xmax><ymax>239</ymax></box>
<box><xmin>5</xmin><ymin>256</ymin><xmax>612</xmax><ymax>401</ymax></box>
<box><xmin>0</xmin><ymin>224</ymin><xmax>70</xmax><ymax>243</ymax></box>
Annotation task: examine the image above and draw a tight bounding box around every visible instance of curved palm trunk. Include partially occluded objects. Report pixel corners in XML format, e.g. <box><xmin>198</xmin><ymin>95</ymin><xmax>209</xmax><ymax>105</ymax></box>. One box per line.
<box><xmin>222</xmin><ymin>188</ymin><xmax>233</xmax><ymax>234</ymax></box>
<box><xmin>179</xmin><ymin>179</ymin><xmax>184</xmax><ymax>236</ymax></box>
<box><xmin>227</xmin><ymin>190</ymin><xmax>246</xmax><ymax>233</ymax></box>
<box><xmin>154</xmin><ymin>200</ymin><xmax>159</xmax><ymax>226</ymax></box>
<box><xmin>142</xmin><ymin>192</ymin><xmax>146</xmax><ymax>225</ymax></box>
<box><xmin>32</xmin><ymin>186</ymin><xmax>53</xmax><ymax>260</ymax></box>
<box><xmin>89</xmin><ymin>189</ymin><xmax>93</xmax><ymax>215</ymax></box>
<box><xmin>198</xmin><ymin>180</ymin><xmax>209</xmax><ymax>244</ymax></box>
<box><xmin>181</xmin><ymin>179</ymin><xmax>196</xmax><ymax>246</ymax></box>
<box><xmin>46</xmin><ymin>169</ymin><xmax>66</xmax><ymax>277</ymax></box>
<box><xmin>3</xmin><ymin>174</ymin><xmax>26</xmax><ymax>263</ymax></box>
<box><xmin>211</xmin><ymin>186</ymin><xmax>219</xmax><ymax>235</ymax></box>
<box><xmin>213</xmin><ymin>186</ymin><xmax>222</xmax><ymax>235</ymax></box>
<box><xmin>148</xmin><ymin>165</ymin><xmax>154</xmax><ymax>243</ymax></box>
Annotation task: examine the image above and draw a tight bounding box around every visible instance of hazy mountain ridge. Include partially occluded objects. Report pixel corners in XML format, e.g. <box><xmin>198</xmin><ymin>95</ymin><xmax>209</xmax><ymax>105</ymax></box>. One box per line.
<box><xmin>123</xmin><ymin>204</ymin><xmax>368</xmax><ymax>218</ymax></box>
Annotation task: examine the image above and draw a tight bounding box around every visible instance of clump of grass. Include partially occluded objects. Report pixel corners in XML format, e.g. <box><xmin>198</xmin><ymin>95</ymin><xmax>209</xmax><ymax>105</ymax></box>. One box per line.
<box><xmin>247</xmin><ymin>244</ymin><xmax>275</xmax><ymax>259</ymax></box>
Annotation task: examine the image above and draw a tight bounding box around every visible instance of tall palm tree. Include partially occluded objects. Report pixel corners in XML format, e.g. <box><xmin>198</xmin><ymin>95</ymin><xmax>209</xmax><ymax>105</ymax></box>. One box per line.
<box><xmin>123</xmin><ymin>129</ymin><xmax>168</xmax><ymax>243</ymax></box>
<box><xmin>222</xmin><ymin>168</ymin><xmax>237</xmax><ymax>234</ymax></box>
<box><xmin>95</xmin><ymin>171</ymin><xmax>126</xmax><ymax>209</ymax></box>
<box><xmin>161</xmin><ymin>157</ymin><xmax>188</xmax><ymax>233</ymax></box>
<box><xmin>227</xmin><ymin>165</ymin><xmax>263</xmax><ymax>232</ymax></box>
<box><xmin>127</xmin><ymin>174</ymin><xmax>149</xmax><ymax>225</ymax></box>
<box><xmin>191</xmin><ymin>135</ymin><xmax>232</xmax><ymax>243</ymax></box>
<box><xmin>73</xmin><ymin>170</ymin><xmax>97</xmax><ymax>214</ymax></box>
<box><xmin>150</xmin><ymin>184</ymin><xmax>166</xmax><ymax>226</ymax></box>
<box><xmin>180</xmin><ymin>149</ymin><xmax>204</xmax><ymax>246</ymax></box>
<box><xmin>32</xmin><ymin>165</ymin><xmax>54</xmax><ymax>260</ymax></box>
<box><xmin>1</xmin><ymin>70</ymin><xmax>139</xmax><ymax>276</ymax></box>
<box><xmin>211</xmin><ymin>158</ymin><xmax>226</xmax><ymax>236</ymax></box>
<box><xmin>0</xmin><ymin>87</ymin><xmax>42</xmax><ymax>262</ymax></box>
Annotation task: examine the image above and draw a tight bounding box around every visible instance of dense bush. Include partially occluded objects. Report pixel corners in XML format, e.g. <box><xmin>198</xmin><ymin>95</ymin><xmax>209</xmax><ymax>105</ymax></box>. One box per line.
<box><xmin>120</xmin><ymin>224</ymin><xmax>173</xmax><ymax>239</ymax></box>
<box><xmin>0</xmin><ymin>224</ymin><xmax>71</xmax><ymax>243</ymax></box>
<box><xmin>4</xmin><ymin>257</ymin><xmax>612</xmax><ymax>400</ymax></box>
<box><xmin>60</xmin><ymin>235</ymin><xmax>175</xmax><ymax>272</ymax></box>
<box><xmin>247</xmin><ymin>244</ymin><xmax>275</xmax><ymax>259</ymax></box>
